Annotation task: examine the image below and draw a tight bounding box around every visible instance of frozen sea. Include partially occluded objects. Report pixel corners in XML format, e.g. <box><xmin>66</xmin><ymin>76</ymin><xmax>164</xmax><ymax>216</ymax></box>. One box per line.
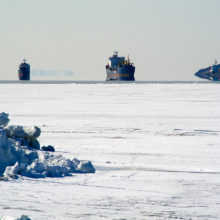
<box><xmin>0</xmin><ymin>81</ymin><xmax>220</xmax><ymax>219</ymax></box>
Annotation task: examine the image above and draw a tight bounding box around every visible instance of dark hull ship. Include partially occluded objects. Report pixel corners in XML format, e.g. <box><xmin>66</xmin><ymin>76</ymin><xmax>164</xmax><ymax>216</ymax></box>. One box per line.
<box><xmin>195</xmin><ymin>60</ymin><xmax>220</xmax><ymax>81</ymax></box>
<box><xmin>18</xmin><ymin>59</ymin><xmax>30</xmax><ymax>80</ymax></box>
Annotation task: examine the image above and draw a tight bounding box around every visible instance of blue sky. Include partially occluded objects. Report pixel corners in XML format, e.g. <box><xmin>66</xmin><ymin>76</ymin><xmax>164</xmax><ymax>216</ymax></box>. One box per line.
<box><xmin>1</xmin><ymin>0</ymin><xmax>220</xmax><ymax>81</ymax></box>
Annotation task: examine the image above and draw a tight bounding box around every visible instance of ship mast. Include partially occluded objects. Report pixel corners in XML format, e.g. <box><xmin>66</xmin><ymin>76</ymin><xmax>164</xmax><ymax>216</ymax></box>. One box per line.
<box><xmin>127</xmin><ymin>55</ymin><xmax>130</xmax><ymax>65</ymax></box>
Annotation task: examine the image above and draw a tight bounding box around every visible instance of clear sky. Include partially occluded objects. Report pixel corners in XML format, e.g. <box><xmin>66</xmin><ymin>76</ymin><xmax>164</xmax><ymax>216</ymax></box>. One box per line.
<box><xmin>1</xmin><ymin>0</ymin><xmax>220</xmax><ymax>81</ymax></box>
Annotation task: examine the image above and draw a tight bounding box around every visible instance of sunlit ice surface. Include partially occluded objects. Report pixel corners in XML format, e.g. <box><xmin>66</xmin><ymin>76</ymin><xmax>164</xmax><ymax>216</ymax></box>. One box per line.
<box><xmin>0</xmin><ymin>82</ymin><xmax>220</xmax><ymax>219</ymax></box>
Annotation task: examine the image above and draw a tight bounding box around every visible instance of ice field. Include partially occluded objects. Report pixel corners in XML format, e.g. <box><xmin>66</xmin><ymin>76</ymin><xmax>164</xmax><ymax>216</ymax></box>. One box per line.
<box><xmin>0</xmin><ymin>82</ymin><xmax>220</xmax><ymax>219</ymax></box>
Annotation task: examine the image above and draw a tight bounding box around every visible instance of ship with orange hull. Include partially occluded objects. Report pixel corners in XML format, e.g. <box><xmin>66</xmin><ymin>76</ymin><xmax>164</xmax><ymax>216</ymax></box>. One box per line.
<box><xmin>106</xmin><ymin>52</ymin><xmax>135</xmax><ymax>81</ymax></box>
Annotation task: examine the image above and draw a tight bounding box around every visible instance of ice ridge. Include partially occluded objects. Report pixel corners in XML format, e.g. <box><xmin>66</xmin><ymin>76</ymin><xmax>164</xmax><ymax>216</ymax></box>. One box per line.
<box><xmin>0</xmin><ymin>113</ymin><xmax>95</xmax><ymax>179</ymax></box>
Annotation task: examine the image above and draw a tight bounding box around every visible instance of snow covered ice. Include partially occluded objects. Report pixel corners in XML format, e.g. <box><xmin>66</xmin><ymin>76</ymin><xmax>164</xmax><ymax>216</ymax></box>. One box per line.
<box><xmin>0</xmin><ymin>83</ymin><xmax>220</xmax><ymax>219</ymax></box>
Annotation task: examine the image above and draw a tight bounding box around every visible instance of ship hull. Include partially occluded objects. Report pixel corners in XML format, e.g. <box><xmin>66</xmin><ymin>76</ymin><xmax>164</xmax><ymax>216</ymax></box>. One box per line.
<box><xmin>18</xmin><ymin>69</ymin><xmax>30</xmax><ymax>80</ymax></box>
<box><xmin>106</xmin><ymin>66</ymin><xmax>135</xmax><ymax>81</ymax></box>
<box><xmin>195</xmin><ymin>65</ymin><xmax>220</xmax><ymax>81</ymax></box>
<box><xmin>18</xmin><ymin>63</ymin><xmax>30</xmax><ymax>80</ymax></box>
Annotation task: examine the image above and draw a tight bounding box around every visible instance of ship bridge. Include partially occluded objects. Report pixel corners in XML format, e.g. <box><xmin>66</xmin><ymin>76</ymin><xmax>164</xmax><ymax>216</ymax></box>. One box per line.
<box><xmin>109</xmin><ymin>51</ymin><xmax>125</xmax><ymax>67</ymax></box>
<box><xmin>211</xmin><ymin>59</ymin><xmax>220</xmax><ymax>73</ymax></box>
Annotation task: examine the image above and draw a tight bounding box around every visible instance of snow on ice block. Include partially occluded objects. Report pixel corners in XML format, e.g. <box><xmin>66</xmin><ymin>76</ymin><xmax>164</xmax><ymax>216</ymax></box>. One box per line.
<box><xmin>77</xmin><ymin>160</ymin><xmax>96</xmax><ymax>173</ymax></box>
<box><xmin>0</xmin><ymin>112</ymin><xmax>10</xmax><ymax>127</ymax></box>
<box><xmin>5</xmin><ymin>125</ymin><xmax>41</xmax><ymax>139</ymax></box>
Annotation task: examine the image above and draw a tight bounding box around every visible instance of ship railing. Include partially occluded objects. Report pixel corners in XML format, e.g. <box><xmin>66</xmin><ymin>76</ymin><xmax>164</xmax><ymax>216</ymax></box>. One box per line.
<box><xmin>110</xmin><ymin>67</ymin><xmax>118</xmax><ymax>71</ymax></box>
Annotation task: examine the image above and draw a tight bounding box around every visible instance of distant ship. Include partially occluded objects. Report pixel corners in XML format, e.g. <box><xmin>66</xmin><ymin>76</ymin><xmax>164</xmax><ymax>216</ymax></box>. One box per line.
<box><xmin>195</xmin><ymin>59</ymin><xmax>220</xmax><ymax>81</ymax></box>
<box><xmin>106</xmin><ymin>51</ymin><xmax>135</xmax><ymax>81</ymax></box>
<box><xmin>18</xmin><ymin>59</ymin><xmax>30</xmax><ymax>80</ymax></box>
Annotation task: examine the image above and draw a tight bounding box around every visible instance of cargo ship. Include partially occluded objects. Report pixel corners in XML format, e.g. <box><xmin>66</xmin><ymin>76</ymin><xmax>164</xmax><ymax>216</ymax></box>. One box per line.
<box><xmin>106</xmin><ymin>51</ymin><xmax>135</xmax><ymax>81</ymax></box>
<box><xmin>18</xmin><ymin>59</ymin><xmax>30</xmax><ymax>80</ymax></box>
<box><xmin>195</xmin><ymin>59</ymin><xmax>220</xmax><ymax>81</ymax></box>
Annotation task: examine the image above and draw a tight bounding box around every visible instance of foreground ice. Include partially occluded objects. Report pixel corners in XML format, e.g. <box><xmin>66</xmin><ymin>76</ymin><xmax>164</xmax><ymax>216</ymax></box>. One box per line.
<box><xmin>0</xmin><ymin>126</ymin><xmax>95</xmax><ymax>179</ymax></box>
<box><xmin>0</xmin><ymin>83</ymin><xmax>220</xmax><ymax>219</ymax></box>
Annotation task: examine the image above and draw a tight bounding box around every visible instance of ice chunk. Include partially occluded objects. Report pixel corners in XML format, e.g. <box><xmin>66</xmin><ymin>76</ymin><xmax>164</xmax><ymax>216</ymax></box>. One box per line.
<box><xmin>5</xmin><ymin>162</ymin><xmax>26</xmax><ymax>175</ymax></box>
<box><xmin>31</xmin><ymin>162</ymin><xmax>45</xmax><ymax>173</ymax></box>
<box><xmin>18</xmin><ymin>214</ymin><xmax>31</xmax><ymax>220</ymax></box>
<box><xmin>0</xmin><ymin>215</ymin><xmax>31</xmax><ymax>220</ymax></box>
<box><xmin>0</xmin><ymin>129</ymin><xmax>22</xmax><ymax>174</ymax></box>
<box><xmin>45</xmin><ymin>165</ymin><xmax>70</xmax><ymax>177</ymax></box>
<box><xmin>77</xmin><ymin>160</ymin><xmax>96</xmax><ymax>173</ymax></box>
<box><xmin>5</xmin><ymin>125</ymin><xmax>41</xmax><ymax>139</ymax></box>
<box><xmin>0</xmin><ymin>126</ymin><xmax>8</xmax><ymax>146</ymax></box>
<box><xmin>0</xmin><ymin>176</ymin><xmax>9</xmax><ymax>181</ymax></box>
<box><xmin>41</xmin><ymin>145</ymin><xmax>55</xmax><ymax>152</ymax></box>
<box><xmin>0</xmin><ymin>112</ymin><xmax>10</xmax><ymax>127</ymax></box>
<box><xmin>0</xmin><ymin>127</ymin><xmax>95</xmax><ymax>178</ymax></box>
<box><xmin>38</xmin><ymin>152</ymin><xmax>78</xmax><ymax>175</ymax></box>
<box><xmin>18</xmin><ymin>138</ymin><xmax>30</xmax><ymax>148</ymax></box>
<box><xmin>25</xmin><ymin>151</ymin><xmax>38</xmax><ymax>164</ymax></box>
<box><xmin>29</xmin><ymin>139</ymin><xmax>40</xmax><ymax>149</ymax></box>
